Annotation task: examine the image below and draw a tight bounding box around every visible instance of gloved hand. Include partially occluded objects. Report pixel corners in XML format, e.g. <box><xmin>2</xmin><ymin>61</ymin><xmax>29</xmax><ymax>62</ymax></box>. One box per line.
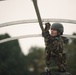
<box><xmin>45</xmin><ymin>22</ymin><xmax>51</xmax><ymax>31</ymax></box>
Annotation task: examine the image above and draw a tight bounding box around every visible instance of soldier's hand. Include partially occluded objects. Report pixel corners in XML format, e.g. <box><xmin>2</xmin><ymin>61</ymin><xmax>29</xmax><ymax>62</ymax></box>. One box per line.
<box><xmin>45</xmin><ymin>22</ymin><xmax>51</xmax><ymax>31</ymax></box>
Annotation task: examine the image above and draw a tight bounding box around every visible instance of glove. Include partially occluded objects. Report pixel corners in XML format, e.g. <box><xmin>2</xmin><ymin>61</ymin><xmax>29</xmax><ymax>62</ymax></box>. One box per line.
<box><xmin>45</xmin><ymin>22</ymin><xmax>51</xmax><ymax>31</ymax></box>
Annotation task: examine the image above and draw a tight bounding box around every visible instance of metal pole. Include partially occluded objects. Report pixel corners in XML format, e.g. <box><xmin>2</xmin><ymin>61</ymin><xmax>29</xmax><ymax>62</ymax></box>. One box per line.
<box><xmin>32</xmin><ymin>0</ymin><xmax>44</xmax><ymax>31</ymax></box>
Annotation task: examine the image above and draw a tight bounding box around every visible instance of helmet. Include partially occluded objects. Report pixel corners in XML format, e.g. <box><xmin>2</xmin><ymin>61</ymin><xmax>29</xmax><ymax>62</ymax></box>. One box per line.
<box><xmin>51</xmin><ymin>23</ymin><xmax>64</xmax><ymax>35</ymax></box>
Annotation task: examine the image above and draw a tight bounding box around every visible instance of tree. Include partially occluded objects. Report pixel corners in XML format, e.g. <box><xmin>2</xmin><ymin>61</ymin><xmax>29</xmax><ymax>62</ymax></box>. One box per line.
<box><xmin>27</xmin><ymin>46</ymin><xmax>45</xmax><ymax>75</ymax></box>
<box><xmin>0</xmin><ymin>33</ymin><xmax>28</xmax><ymax>75</ymax></box>
<box><xmin>67</xmin><ymin>33</ymin><xmax>76</xmax><ymax>75</ymax></box>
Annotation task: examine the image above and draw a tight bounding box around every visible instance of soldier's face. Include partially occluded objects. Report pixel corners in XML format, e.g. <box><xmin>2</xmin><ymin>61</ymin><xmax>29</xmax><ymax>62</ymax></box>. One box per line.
<box><xmin>51</xmin><ymin>29</ymin><xmax>58</xmax><ymax>36</ymax></box>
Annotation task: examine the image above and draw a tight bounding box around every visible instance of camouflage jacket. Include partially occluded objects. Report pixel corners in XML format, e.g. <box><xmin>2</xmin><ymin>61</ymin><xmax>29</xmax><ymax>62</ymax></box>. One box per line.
<box><xmin>42</xmin><ymin>30</ymin><xmax>68</xmax><ymax>54</ymax></box>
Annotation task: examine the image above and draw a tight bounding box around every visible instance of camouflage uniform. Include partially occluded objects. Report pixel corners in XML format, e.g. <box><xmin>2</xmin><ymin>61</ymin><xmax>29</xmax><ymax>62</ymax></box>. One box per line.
<box><xmin>42</xmin><ymin>30</ymin><xmax>67</xmax><ymax>72</ymax></box>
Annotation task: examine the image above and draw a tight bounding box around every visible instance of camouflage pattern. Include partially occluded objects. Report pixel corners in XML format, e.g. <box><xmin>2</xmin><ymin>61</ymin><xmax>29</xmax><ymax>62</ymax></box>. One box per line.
<box><xmin>42</xmin><ymin>30</ymin><xmax>67</xmax><ymax>72</ymax></box>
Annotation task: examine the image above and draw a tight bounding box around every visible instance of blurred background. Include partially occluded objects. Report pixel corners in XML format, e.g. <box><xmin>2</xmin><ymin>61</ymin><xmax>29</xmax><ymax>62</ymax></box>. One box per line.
<box><xmin>0</xmin><ymin>0</ymin><xmax>76</xmax><ymax>75</ymax></box>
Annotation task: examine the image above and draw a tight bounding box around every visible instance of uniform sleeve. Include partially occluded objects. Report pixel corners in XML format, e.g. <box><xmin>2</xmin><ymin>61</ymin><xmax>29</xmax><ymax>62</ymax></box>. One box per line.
<box><xmin>42</xmin><ymin>31</ymin><xmax>50</xmax><ymax>38</ymax></box>
<box><xmin>61</xmin><ymin>36</ymin><xmax>68</xmax><ymax>44</ymax></box>
<box><xmin>42</xmin><ymin>30</ymin><xmax>54</xmax><ymax>47</ymax></box>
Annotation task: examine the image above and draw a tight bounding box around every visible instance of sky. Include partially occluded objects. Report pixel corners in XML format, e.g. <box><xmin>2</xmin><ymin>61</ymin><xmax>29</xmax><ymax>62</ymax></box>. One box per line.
<box><xmin>0</xmin><ymin>0</ymin><xmax>76</xmax><ymax>55</ymax></box>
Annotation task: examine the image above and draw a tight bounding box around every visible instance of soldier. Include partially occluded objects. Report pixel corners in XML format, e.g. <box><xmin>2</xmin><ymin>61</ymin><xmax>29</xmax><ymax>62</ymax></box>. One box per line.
<box><xmin>42</xmin><ymin>22</ymin><xmax>68</xmax><ymax>72</ymax></box>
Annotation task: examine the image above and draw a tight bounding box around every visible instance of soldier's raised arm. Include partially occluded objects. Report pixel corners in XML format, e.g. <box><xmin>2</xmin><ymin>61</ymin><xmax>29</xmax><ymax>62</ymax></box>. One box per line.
<box><xmin>42</xmin><ymin>22</ymin><xmax>51</xmax><ymax>38</ymax></box>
